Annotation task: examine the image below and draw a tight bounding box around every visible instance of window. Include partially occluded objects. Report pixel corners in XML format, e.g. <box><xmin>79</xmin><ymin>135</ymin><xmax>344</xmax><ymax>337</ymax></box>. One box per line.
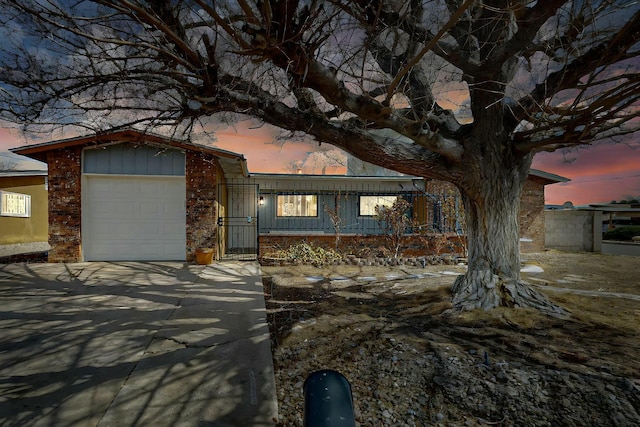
<box><xmin>277</xmin><ymin>194</ymin><xmax>318</xmax><ymax>217</ymax></box>
<box><xmin>359</xmin><ymin>195</ymin><xmax>397</xmax><ymax>216</ymax></box>
<box><xmin>0</xmin><ymin>191</ymin><xmax>31</xmax><ymax>218</ymax></box>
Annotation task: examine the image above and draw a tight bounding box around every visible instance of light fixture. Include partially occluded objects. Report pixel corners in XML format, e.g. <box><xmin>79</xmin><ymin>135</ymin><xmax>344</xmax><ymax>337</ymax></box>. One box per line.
<box><xmin>259</xmin><ymin>196</ymin><xmax>265</xmax><ymax>206</ymax></box>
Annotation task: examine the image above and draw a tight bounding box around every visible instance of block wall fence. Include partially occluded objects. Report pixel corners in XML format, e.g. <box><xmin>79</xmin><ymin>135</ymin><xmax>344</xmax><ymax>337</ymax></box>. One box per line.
<box><xmin>545</xmin><ymin>210</ymin><xmax>602</xmax><ymax>252</ymax></box>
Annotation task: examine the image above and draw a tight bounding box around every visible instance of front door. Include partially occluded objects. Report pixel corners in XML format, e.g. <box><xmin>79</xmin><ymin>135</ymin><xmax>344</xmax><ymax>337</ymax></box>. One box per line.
<box><xmin>217</xmin><ymin>182</ymin><xmax>258</xmax><ymax>260</ymax></box>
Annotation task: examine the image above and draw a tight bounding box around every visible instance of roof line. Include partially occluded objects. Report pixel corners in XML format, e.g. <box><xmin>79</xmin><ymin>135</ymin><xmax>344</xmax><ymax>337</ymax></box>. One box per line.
<box><xmin>0</xmin><ymin>170</ymin><xmax>48</xmax><ymax>177</ymax></box>
<box><xmin>529</xmin><ymin>168</ymin><xmax>570</xmax><ymax>183</ymax></box>
<box><xmin>249</xmin><ymin>172</ymin><xmax>421</xmax><ymax>180</ymax></box>
<box><xmin>10</xmin><ymin>128</ymin><xmax>245</xmax><ymax>162</ymax></box>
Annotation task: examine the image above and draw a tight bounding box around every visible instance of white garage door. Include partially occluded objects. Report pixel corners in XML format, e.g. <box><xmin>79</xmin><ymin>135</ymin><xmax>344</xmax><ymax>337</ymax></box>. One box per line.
<box><xmin>82</xmin><ymin>175</ymin><xmax>186</xmax><ymax>261</ymax></box>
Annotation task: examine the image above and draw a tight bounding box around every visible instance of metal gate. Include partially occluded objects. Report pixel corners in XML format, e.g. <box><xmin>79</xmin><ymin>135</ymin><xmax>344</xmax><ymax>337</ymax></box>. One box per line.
<box><xmin>217</xmin><ymin>182</ymin><xmax>259</xmax><ymax>260</ymax></box>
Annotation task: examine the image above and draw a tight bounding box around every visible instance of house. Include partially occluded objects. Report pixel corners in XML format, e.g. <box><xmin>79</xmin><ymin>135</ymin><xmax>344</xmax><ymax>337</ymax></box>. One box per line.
<box><xmin>251</xmin><ymin>170</ymin><xmax>568</xmax><ymax>257</ymax></box>
<box><xmin>11</xmin><ymin>128</ymin><xmax>567</xmax><ymax>262</ymax></box>
<box><xmin>253</xmin><ymin>173</ymin><xmax>451</xmax><ymax>258</ymax></box>
<box><xmin>0</xmin><ymin>169</ymin><xmax>48</xmax><ymax>247</ymax></box>
<box><xmin>11</xmin><ymin>129</ymin><xmax>248</xmax><ymax>262</ymax></box>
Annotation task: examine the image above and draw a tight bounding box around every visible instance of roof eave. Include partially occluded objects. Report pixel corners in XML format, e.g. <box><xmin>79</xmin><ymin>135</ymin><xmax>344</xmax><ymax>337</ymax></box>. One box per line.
<box><xmin>10</xmin><ymin>129</ymin><xmax>247</xmax><ymax>172</ymax></box>
<box><xmin>528</xmin><ymin>168</ymin><xmax>570</xmax><ymax>184</ymax></box>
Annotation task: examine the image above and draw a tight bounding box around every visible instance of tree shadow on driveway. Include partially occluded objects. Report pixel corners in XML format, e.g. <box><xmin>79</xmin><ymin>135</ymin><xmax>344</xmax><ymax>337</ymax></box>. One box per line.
<box><xmin>0</xmin><ymin>261</ymin><xmax>277</xmax><ymax>427</ymax></box>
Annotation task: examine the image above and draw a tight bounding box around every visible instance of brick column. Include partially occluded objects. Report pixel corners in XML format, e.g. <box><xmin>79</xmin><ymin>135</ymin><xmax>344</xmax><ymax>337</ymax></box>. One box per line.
<box><xmin>47</xmin><ymin>148</ymin><xmax>82</xmax><ymax>262</ymax></box>
<box><xmin>185</xmin><ymin>151</ymin><xmax>218</xmax><ymax>261</ymax></box>
<box><xmin>519</xmin><ymin>177</ymin><xmax>546</xmax><ymax>253</ymax></box>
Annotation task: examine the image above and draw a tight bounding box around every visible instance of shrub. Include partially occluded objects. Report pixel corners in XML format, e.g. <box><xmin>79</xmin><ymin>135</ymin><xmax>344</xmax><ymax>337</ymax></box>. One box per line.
<box><xmin>603</xmin><ymin>226</ymin><xmax>640</xmax><ymax>241</ymax></box>
<box><xmin>375</xmin><ymin>197</ymin><xmax>412</xmax><ymax>258</ymax></box>
<box><xmin>279</xmin><ymin>242</ymin><xmax>343</xmax><ymax>266</ymax></box>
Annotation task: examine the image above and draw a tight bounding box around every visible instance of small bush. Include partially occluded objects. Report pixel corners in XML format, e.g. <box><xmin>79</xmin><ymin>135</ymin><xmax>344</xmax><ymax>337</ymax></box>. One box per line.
<box><xmin>603</xmin><ymin>226</ymin><xmax>640</xmax><ymax>241</ymax></box>
<box><xmin>375</xmin><ymin>197</ymin><xmax>412</xmax><ymax>258</ymax></box>
<box><xmin>278</xmin><ymin>242</ymin><xmax>343</xmax><ymax>267</ymax></box>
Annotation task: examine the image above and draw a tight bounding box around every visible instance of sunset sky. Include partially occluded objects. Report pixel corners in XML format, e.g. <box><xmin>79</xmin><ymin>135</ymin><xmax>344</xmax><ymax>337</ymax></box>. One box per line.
<box><xmin>2</xmin><ymin>122</ymin><xmax>639</xmax><ymax>206</ymax></box>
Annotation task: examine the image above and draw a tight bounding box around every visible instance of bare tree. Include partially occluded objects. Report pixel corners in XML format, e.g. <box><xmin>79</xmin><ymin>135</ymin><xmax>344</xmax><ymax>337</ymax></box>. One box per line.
<box><xmin>324</xmin><ymin>192</ymin><xmax>345</xmax><ymax>250</ymax></box>
<box><xmin>375</xmin><ymin>196</ymin><xmax>413</xmax><ymax>259</ymax></box>
<box><xmin>1</xmin><ymin>1</ymin><xmax>639</xmax><ymax>312</ymax></box>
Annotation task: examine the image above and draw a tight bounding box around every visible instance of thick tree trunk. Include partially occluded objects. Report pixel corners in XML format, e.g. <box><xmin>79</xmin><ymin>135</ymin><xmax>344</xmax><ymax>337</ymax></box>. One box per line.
<box><xmin>450</xmin><ymin>160</ymin><xmax>565</xmax><ymax>315</ymax></box>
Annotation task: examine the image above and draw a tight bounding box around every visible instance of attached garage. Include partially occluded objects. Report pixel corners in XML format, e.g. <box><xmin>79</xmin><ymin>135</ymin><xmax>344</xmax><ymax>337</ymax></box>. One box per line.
<box><xmin>82</xmin><ymin>175</ymin><xmax>186</xmax><ymax>261</ymax></box>
<box><xmin>81</xmin><ymin>143</ymin><xmax>187</xmax><ymax>261</ymax></box>
<box><xmin>11</xmin><ymin>129</ymin><xmax>248</xmax><ymax>263</ymax></box>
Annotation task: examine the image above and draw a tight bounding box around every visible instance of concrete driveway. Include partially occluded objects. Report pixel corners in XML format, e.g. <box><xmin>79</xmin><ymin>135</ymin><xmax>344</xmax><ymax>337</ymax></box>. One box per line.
<box><xmin>0</xmin><ymin>261</ymin><xmax>278</xmax><ymax>426</ymax></box>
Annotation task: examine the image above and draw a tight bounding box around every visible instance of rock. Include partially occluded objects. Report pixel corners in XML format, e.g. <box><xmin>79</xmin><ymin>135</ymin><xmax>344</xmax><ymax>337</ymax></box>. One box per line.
<box><xmin>433</xmin><ymin>376</ymin><xmax>447</xmax><ymax>386</ymax></box>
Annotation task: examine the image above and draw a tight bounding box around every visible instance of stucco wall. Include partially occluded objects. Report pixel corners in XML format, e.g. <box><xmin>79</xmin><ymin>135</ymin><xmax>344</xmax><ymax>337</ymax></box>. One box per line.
<box><xmin>0</xmin><ymin>175</ymin><xmax>48</xmax><ymax>245</ymax></box>
<box><xmin>545</xmin><ymin>210</ymin><xmax>603</xmax><ymax>252</ymax></box>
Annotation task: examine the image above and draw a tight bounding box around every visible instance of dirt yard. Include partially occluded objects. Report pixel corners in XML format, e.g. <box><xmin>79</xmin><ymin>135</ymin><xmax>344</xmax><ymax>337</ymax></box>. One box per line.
<box><xmin>262</xmin><ymin>251</ymin><xmax>640</xmax><ymax>427</ymax></box>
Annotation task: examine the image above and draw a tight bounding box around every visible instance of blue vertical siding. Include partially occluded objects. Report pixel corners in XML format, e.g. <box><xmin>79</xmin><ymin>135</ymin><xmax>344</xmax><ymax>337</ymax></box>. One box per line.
<box><xmin>83</xmin><ymin>144</ymin><xmax>185</xmax><ymax>175</ymax></box>
<box><xmin>233</xmin><ymin>175</ymin><xmax>461</xmax><ymax>236</ymax></box>
<box><xmin>257</xmin><ymin>190</ymin><xmax>415</xmax><ymax>235</ymax></box>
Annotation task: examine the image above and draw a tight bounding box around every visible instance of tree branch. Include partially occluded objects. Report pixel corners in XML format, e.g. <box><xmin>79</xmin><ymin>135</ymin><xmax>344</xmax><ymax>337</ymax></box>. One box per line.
<box><xmin>485</xmin><ymin>0</ymin><xmax>566</xmax><ymax>74</ymax></box>
<box><xmin>195</xmin><ymin>76</ymin><xmax>459</xmax><ymax>180</ymax></box>
<box><xmin>384</xmin><ymin>0</ymin><xmax>475</xmax><ymax>105</ymax></box>
<box><xmin>516</xmin><ymin>8</ymin><xmax>640</xmax><ymax>120</ymax></box>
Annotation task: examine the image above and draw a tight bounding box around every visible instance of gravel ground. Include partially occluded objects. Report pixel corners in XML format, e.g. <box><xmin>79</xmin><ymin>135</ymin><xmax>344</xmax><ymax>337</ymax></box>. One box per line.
<box><xmin>263</xmin><ymin>253</ymin><xmax>640</xmax><ymax>426</ymax></box>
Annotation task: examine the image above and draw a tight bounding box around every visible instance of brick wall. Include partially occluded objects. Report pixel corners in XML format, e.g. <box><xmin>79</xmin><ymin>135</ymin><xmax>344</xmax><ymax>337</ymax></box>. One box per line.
<box><xmin>519</xmin><ymin>176</ymin><xmax>546</xmax><ymax>253</ymax></box>
<box><xmin>45</xmin><ymin>146</ymin><xmax>219</xmax><ymax>263</ymax></box>
<box><xmin>40</xmin><ymin>145</ymin><xmax>548</xmax><ymax>262</ymax></box>
<box><xmin>185</xmin><ymin>151</ymin><xmax>218</xmax><ymax>261</ymax></box>
<box><xmin>47</xmin><ymin>148</ymin><xmax>82</xmax><ymax>262</ymax></box>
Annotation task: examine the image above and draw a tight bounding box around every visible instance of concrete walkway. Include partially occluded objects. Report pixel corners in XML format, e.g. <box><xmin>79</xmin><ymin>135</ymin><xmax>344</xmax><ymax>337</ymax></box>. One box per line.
<box><xmin>0</xmin><ymin>261</ymin><xmax>278</xmax><ymax>426</ymax></box>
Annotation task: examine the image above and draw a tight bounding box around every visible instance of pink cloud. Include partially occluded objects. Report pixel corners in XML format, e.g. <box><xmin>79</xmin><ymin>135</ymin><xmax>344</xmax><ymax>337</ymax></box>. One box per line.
<box><xmin>0</xmin><ymin>127</ymin><xmax>22</xmax><ymax>151</ymax></box>
<box><xmin>205</xmin><ymin>120</ymin><xmax>345</xmax><ymax>174</ymax></box>
<box><xmin>212</xmin><ymin>131</ymin><xmax>320</xmax><ymax>173</ymax></box>
<box><xmin>533</xmin><ymin>142</ymin><xmax>640</xmax><ymax>204</ymax></box>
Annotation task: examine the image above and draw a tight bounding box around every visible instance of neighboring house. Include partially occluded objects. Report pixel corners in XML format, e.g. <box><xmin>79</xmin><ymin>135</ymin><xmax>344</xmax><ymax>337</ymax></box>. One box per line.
<box><xmin>11</xmin><ymin>128</ymin><xmax>567</xmax><ymax>262</ymax></box>
<box><xmin>582</xmin><ymin>202</ymin><xmax>640</xmax><ymax>228</ymax></box>
<box><xmin>0</xmin><ymin>170</ymin><xmax>48</xmax><ymax>245</ymax></box>
<box><xmin>11</xmin><ymin>129</ymin><xmax>248</xmax><ymax>262</ymax></box>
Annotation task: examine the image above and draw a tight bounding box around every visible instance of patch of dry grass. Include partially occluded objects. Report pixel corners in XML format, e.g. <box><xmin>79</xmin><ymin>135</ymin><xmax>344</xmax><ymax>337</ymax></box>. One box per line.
<box><xmin>264</xmin><ymin>251</ymin><xmax>640</xmax><ymax>379</ymax></box>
